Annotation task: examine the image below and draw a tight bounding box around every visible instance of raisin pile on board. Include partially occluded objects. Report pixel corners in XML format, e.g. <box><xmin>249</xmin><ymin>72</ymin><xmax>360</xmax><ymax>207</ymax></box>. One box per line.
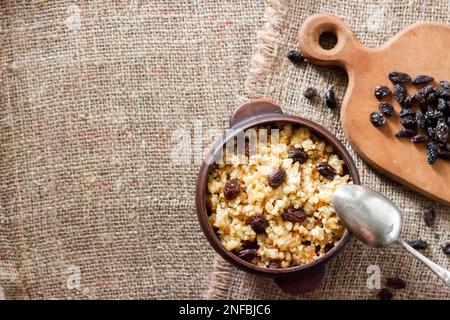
<box><xmin>370</xmin><ymin>72</ymin><xmax>450</xmax><ymax>165</ymax></box>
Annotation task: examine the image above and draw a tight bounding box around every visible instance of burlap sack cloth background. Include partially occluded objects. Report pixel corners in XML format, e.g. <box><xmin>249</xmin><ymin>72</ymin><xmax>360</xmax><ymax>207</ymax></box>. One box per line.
<box><xmin>0</xmin><ymin>1</ymin><xmax>448</xmax><ymax>299</ymax></box>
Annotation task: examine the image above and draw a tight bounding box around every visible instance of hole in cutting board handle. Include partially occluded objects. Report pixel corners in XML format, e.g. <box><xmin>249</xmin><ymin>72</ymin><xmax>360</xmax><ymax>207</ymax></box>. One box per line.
<box><xmin>319</xmin><ymin>31</ymin><xmax>338</xmax><ymax>50</ymax></box>
<box><xmin>298</xmin><ymin>14</ymin><xmax>362</xmax><ymax>68</ymax></box>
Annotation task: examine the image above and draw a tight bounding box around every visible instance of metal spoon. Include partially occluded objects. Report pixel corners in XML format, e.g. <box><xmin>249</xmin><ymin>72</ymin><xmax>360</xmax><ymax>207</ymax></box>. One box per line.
<box><xmin>333</xmin><ymin>184</ymin><xmax>450</xmax><ymax>287</ymax></box>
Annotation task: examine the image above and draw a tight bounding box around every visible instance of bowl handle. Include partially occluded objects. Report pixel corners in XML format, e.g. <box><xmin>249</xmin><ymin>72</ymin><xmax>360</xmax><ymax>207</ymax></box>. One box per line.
<box><xmin>274</xmin><ymin>263</ymin><xmax>328</xmax><ymax>294</ymax></box>
<box><xmin>229</xmin><ymin>99</ymin><xmax>283</xmax><ymax>128</ymax></box>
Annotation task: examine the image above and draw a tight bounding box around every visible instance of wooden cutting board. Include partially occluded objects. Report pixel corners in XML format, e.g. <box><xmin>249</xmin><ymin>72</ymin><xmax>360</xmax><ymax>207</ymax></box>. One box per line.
<box><xmin>298</xmin><ymin>13</ymin><xmax>450</xmax><ymax>205</ymax></box>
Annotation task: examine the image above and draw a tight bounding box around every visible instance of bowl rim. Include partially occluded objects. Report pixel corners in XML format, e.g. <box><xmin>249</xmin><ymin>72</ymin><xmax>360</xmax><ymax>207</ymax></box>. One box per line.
<box><xmin>196</xmin><ymin>114</ymin><xmax>361</xmax><ymax>277</ymax></box>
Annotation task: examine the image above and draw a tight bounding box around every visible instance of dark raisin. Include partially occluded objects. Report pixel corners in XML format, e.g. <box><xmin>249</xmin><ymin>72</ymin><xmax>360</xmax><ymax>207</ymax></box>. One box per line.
<box><xmin>395</xmin><ymin>128</ymin><xmax>416</xmax><ymax>138</ymax></box>
<box><xmin>415</xmin><ymin>93</ymin><xmax>427</xmax><ymax>110</ymax></box>
<box><xmin>407</xmin><ymin>239</ymin><xmax>428</xmax><ymax>250</ymax></box>
<box><xmin>419</xmin><ymin>84</ymin><xmax>435</xmax><ymax>97</ymax></box>
<box><xmin>437</xmin><ymin>80</ymin><xmax>450</xmax><ymax>98</ymax></box>
<box><xmin>286</xmin><ymin>49</ymin><xmax>304</xmax><ymax>64</ymax></box>
<box><xmin>237</xmin><ymin>248</ymin><xmax>257</xmax><ymax>261</ymax></box>
<box><xmin>439</xmin><ymin>80</ymin><xmax>450</xmax><ymax>89</ymax></box>
<box><xmin>303</xmin><ymin>87</ymin><xmax>317</xmax><ymax>99</ymax></box>
<box><xmin>394</xmin><ymin>83</ymin><xmax>407</xmax><ymax>104</ymax></box>
<box><xmin>400</xmin><ymin>115</ymin><xmax>417</xmax><ymax>129</ymax></box>
<box><xmin>288</xmin><ymin>148</ymin><xmax>308</xmax><ymax>164</ymax></box>
<box><xmin>438</xmin><ymin>148</ymin><xmax>450</xmax><ymax>160</ymax></box>
<box><xmin>427</xmin><ymin>143</ymin><xmax>438</xmax><ymax>164</ymax></box>
<box><xmin>420</xmin><ymin>104</ymin><xmax>430</xmax><ymax>114</ymax></box>
<box><xmin>411</xmin><ymin>134</ymin><xmax>428</xmax><ymax>143</ymax></box>
<box><xmin>302</xmin><ymin>241</ymin><xmax>311</xmax><ymax>246</ymax></box>
<box><xmin>242</xmin><ymin>240</ymin><xmax>259</xmax><ymax>250</ymax></box>
<box><xmin>267</xmin><ymin>260</ymin><xmax>282</xmax><ymax>269</ymax></box>
<box><xmin>437</xmin><ymin>98</ymin><xmax>447</xmax><ymax>111</ymax></box>
<box><xmin>324</xmin><ymin>243</ymin><xmax>335</xmax><ymax>253</ymax></box>
<box><xmin>250</xmin><ymin>215</ymin><xmax>269</xmax><ymax>234</ymax></box>
<box><xmin>411</xmin><ymin>75</ymin><xmax>434</xmax><ymax>85</ymax></box>
<box><xmin>316</xmin><ymin>163</ymin><xmax>336</xmax><ymax>180</ymax></box>
<box><xmin>386</xmin><ymin>277</ymin><xmax>406</xmax><ymax>289</ymax></box>
<box><xmin>442</xmin><ymin>242</ymin><xmax>450</xmax><ymax>255</ymax></box>
<box><xmin>342</xmin><ymin>163</ymin><xmax>349</xmax><ymax>176</ymax></box>
<box><xmin>379</xmin><ymin>102</ymin><xmax>394</xmax><ymax>116</ymax></box>
<box><xmin>403</xmin><ymin>95</ymin><xmax>417</xmax><ymax>107</ymax></box>
<box><xmin>423</xmin><ymin>207</ymin><xmax>435</xmax><ymax>227</ymax></box>
<box><xmin>374</xmin><ymin>86</ymin><xmax>391</xmax><ymax>100</ymax></box>
<box><xmin>389</xmin><ymin>71</ymin><xmax>411</xmax><ymax>83</ymax></box>
<box><xmin>370</xmin><ymin>112</ymin><xmax>385</xmax><ymax>127</ymax></box>
<box><xmin>267</xmin><ymin>168</ymin><xmax>286</xmax><ymax>188</ymax></box>
<box><xmin>416</xmin><ymin>112</ymin><xmax>426</xmax><ymax>129</ymax></box>
<box><xmin>377</xmin><ymin>288</ymin><xmax>393</xmax><ymax>300</ymax></box>
<box><xmin>435</xmin><ymin>118</ymin><xmax>449</xmax><ymax>144</ymax></box>
<box><xmin>282</xmin><ymin>207</ymin><xmax>307</xmax><ymax>223</ymax></box>
<box><xmin>207</xmin><ymin>205</ymin><xmax>213</xmax><ymax>216</ymax></box>
<box><xmin>426</xmin><ymin>92</ymin><xmax>437</xmax><ymax>104</ymax></box>
<box><xmin>427</xmin><ymin>127</ymin><xmax>436</xmax><ymax>140</ymax></box>
<box><xmin>324</xmin><ymin>88</ymin><xmax>337</xmax><ymax>109</ymax></box>
<box><xmin>399</xmin><ymin>108</ymin><xmax>415</xmax><ymax>118</ymax></box>
<box><xmin>224</xmin><ymin>179</ymin><xmax>241</xmax><ymax>200</ymax></box>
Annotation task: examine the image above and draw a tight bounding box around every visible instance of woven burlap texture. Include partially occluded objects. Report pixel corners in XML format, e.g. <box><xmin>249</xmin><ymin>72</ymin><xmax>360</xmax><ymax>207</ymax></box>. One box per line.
<box><xmin>207</xmin><ymin>0</ymin><xmax>450</xmax><ymax>299</ymax></box>
<box><xmin>0</xmin><ymin>1</ymin><xmax>266</xmax><ymax>299</ymax></box>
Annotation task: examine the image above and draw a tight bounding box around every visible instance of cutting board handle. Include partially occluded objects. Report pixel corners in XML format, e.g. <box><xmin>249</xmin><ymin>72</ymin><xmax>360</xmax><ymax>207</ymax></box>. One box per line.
<box><xmin>298</xmin><ymin>13</ymin><xmax>366</xmax><ymax>69</ymax></box>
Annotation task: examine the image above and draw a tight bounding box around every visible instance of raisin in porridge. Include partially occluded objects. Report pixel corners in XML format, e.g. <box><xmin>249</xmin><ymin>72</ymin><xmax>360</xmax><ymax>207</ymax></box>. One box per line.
<box><xmin>207</xmin><ymin>124</ymin><xmax>351</xmax><ymax>268</ymax></box>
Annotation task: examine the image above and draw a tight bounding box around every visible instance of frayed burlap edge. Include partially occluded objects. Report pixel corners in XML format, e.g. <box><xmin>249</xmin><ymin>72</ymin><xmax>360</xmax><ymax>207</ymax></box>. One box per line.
<box><xmin>244</xmin><ymin>0</ymin><xmax>288</xmax><ymax>98</ymax></box>
<box><xmin>205</xmin><ymin>0</ymin><xmax>289</xmax><ymax>300</ymax></box>
<box><xmin>205</xmin><ymin>257</ymin><xmax>236</xmax><ymax>299</ymax></box>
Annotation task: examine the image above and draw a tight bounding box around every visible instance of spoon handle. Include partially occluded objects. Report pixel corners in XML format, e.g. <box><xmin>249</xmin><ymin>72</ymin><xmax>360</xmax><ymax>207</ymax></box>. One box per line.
<box><xmin>399</xmin><ymin>239</ymin><xmax>450</xmax><ymax>287</ymax></box>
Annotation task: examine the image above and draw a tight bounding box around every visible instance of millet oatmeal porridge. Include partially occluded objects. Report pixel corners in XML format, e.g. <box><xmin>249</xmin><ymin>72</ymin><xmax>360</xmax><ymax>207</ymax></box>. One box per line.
<box><xmin>207</xmin><ymin>124</ymin><xmax>351</xmax><ymax>268</ymax></box>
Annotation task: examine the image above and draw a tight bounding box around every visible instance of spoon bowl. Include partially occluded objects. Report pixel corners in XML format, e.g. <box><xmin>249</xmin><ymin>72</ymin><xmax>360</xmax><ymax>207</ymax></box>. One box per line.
<box><xmin>333</xmin><ymin>185</ymin><xmax>402</xmax><ymax>248</ymax></box>
<box><xmin>333</xmin><ymin>184</ymin><xmax>450</xmax><ymax>287</ymax></box>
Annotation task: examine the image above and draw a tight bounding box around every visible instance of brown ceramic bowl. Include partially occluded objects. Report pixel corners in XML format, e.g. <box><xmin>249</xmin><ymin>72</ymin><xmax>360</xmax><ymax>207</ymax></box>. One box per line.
<box><xmin>196</xmin><ymin>99</ymin><xmax>360</xmax><ymax>294</ymax></box>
